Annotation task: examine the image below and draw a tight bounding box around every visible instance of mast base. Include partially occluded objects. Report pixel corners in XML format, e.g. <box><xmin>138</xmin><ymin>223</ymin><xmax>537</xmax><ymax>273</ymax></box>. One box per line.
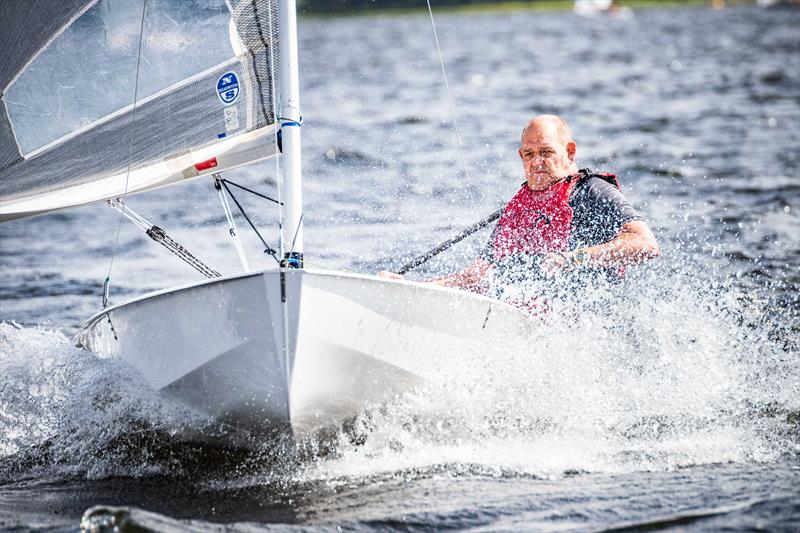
<box><xmin>281</xmin><ymin>252</ymin><xmax>304</xmax><ymax>269</ymax></box>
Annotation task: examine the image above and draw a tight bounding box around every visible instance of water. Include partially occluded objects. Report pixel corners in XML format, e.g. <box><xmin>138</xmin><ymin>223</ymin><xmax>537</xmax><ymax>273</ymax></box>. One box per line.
<box><xmin>1</xmin><ymin>3</ymin><xmax>799</xmax><ymax>531</ymax></box>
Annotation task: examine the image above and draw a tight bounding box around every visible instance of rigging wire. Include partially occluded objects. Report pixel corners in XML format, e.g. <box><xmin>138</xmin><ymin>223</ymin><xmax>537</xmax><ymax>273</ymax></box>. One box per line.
<box><xmin>219</xmin><ymin>177</ymin><xmax>283</xmax><ymax>204</ymax></box>
<box><xmin>288</xmin><ymin>212</ymin><xmax>304</xmax><ymax>257</ymax></box>
<box><xmin>103</xmin><ymin>0</ymin><xmax>148</xmax><ymax>307</ymax></box>
<box><xmin>215</xmin><ymin>177</ymin><xmax>250</xmax><ymax>271</ymax></box>
<box><xmin>425</xmin><ymin>0</ymin><xmax>476</xmax><ymax>206</ymax></box>
<box><xmin>216</xmin><ymin>178</ymin><xmax>281</xmax><ymax>264</ymax></box>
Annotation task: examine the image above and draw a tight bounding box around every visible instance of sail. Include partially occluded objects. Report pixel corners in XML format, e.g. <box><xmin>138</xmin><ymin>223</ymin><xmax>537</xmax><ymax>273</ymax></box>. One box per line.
<box><xmin>0</xmin><ymin>0</ymin><xmax>280</xmax><ymax>221</ymax></box>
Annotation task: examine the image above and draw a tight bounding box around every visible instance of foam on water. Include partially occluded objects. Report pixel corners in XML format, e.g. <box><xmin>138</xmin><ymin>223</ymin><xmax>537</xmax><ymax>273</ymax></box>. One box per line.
<box><xmin>0</xmin><ymin>323</ymin><xmax>227</xmax><ymax>480</ymax></box>
<box><xmin>296</xmin><ymin>261</ymin><xmax>798</xmax><ymax>483</ymax></box>
<box><xmin>1</xmin><ymin>249</ymin><xmax>797</xmax><ymax>486</ymax></box>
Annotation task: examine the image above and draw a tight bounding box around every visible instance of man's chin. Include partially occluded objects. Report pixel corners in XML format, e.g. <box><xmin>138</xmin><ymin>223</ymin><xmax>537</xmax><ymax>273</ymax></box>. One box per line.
<box><xmin>526</xmin><ymin>174</ymin><xmax>552</xmax><ymax>190</ymax></box>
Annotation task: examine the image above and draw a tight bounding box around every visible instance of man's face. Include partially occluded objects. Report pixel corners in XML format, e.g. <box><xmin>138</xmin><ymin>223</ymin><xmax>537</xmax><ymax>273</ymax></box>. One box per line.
<box><xmin>518</xmin><ymin>124</ymin><xmax>576</xmax><ymax>190</ymax></box>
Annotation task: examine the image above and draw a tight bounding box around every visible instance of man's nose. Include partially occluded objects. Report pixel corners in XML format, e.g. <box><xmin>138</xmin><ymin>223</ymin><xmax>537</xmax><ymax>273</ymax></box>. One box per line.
<box><xmin>527</xmin><ymin>154</ymin><xmax>545</xmax><ymax>165</ymax></box>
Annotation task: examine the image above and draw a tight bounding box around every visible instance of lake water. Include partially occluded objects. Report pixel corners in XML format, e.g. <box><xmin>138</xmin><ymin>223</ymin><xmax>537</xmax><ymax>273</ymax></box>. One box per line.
<box><xmin>1</xmin><ymin>3</ymin><xmax>799</xmax><ymax>531</ymax></box>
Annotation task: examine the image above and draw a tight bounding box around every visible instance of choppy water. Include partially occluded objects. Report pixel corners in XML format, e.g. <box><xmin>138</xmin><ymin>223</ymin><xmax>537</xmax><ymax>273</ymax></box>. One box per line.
<box><xmin>1</xmin><ymin>3</ymin><xmax>799</xmax><ymax>531</ymax></box>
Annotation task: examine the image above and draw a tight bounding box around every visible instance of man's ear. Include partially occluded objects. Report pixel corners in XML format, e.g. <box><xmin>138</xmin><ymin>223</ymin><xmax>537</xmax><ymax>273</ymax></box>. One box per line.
<box><xmin>518</xmin><ymin>148</ymin><xmax>525</xmax><ymax>161</ymax></box>
<box><xmin>566</xmin><ymin>141</ymin><xmax>577</xmax><ymax>161</ymax></box>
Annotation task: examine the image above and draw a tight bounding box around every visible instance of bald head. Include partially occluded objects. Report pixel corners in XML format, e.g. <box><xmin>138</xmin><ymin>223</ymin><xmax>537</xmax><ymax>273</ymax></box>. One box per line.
<box><xmin>521</xmin><ymin>115</ymin><xmax>573</xmax><ymax>145</ymax></box>
<box><xmin>518</xmin><ymin>114</ymin><xmax>578</xmax><ymax>190</ymax></box>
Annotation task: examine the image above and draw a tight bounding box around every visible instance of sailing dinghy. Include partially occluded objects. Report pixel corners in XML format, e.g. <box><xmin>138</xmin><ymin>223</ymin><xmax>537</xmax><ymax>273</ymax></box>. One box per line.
<box><xmin>0</xmin><ymin>0</ymin><xmax>532</xmax><ymax>439</ymax></box>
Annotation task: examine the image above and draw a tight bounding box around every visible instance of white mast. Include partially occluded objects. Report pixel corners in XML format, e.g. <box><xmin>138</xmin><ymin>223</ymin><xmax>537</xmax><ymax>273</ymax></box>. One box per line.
<box><xmin>278</xmin><ymin>0</ymin><xmax>303</xmax><ymax>267</ymax></box>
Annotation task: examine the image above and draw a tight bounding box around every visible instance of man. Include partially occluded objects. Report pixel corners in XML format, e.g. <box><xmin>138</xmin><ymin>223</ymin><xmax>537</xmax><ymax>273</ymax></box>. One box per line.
<box><xmin>382</xmin><ymin>114</ymin><xmax>660</xmax><ymax>294</ymax></box>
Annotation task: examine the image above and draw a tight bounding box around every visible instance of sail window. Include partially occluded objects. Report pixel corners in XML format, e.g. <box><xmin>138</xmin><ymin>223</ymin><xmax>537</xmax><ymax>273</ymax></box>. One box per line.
<box><xmin>4</xmin><ymin>0</ymin><xmax>235</xmax><ymax>155</ymax></box>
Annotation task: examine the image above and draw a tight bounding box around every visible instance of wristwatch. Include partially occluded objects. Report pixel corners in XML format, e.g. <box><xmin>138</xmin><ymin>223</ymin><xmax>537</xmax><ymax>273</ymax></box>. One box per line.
<box><xmin>570</xmin><ymin>248</ymin><xmax>591</xmax><ymax>268</ymax></box>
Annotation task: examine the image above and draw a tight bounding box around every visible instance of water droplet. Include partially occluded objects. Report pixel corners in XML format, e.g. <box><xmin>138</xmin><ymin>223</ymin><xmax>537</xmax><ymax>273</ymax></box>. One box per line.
<box><xmin>325</xmin><ymin>148</ymin><xmax>337</xmax><ymax>161</ymax></box>
<box><xmin>768</xmin><ymin>117</ymin><xmax>778</xmax><ymax>127</ymax></box>
<box><xmin>469</xmin><ymin>73</ymin><xmax>488</xmax><ymax>87</ymax></box>
<box><xmin>785</xmin><ymin>205</ymin><xmax>791</xmax><ymax>213</ymax></box>
<box><xmin>670</xmin><ymin>60</ymin><xmax>683</xmax><ymax>72</ymax></box>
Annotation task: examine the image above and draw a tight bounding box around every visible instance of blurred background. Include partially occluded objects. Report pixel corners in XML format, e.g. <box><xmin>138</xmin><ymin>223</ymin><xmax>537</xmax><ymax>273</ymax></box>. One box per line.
<box><xmin>294</xmin><ymin>0</ymin><xmax>800</xmax><ymax>13</ymax></box>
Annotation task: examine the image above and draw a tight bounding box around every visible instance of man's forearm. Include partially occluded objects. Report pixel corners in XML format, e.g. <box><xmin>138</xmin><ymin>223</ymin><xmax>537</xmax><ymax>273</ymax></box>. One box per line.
<box><xmin>428</xmin><ymin>259</ymin><xmax>491</xmax><ymax>289</ymax></box>
<box><xmin>575</xmin><ymin>221</ymin><xmax>660</xmax><ymax>269</ymax></box>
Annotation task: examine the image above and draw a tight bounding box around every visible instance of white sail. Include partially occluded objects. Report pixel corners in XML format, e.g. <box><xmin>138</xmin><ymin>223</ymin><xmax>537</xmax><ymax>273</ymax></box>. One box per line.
<box><xmin>0</xmin><ymin>0</ymin><xmax>281</xmax><ymax>221</ymax></box>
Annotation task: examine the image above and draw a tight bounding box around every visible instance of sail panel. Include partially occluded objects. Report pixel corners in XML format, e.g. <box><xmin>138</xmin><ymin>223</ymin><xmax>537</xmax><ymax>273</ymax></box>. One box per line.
<box><xmin>2</xmin><ymin>126</ymin><xmax>278</xmax><ymax>221</ymax></box>
<box><xmin>5</xmin><ymin>0</ymin><xmax>238</xmax><ymax>155</ymax></box>
<box><xmin>0</xmin><ymin>0</ymin><xmax>93</xmax><ymax>90</ymax></box>
<box><xmin>0</xmin><ymin>0</ymin><xmax>94</xmax><ymax>171</ymax></box>
<box><xmin>0</xmin><ymin>100</ymin><xmax>21</xmax><ymax>171</ymax></box>
<box><xmin>0</xmin><ymin>0</ymin><xmax>280</xmax><ymax>220</ymax></box>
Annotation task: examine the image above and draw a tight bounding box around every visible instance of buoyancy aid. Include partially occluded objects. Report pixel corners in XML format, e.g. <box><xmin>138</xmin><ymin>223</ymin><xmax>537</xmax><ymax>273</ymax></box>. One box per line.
<box><xmin>492</xmin><ymin>169</ymin><xmax>619</xmax><ymax>261</ymax></box>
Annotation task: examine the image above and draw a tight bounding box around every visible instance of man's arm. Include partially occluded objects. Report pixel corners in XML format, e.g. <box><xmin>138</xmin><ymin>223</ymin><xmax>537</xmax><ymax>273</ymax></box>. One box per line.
<box><xmin>583</xmin><ymin>219</ymin><xmax>660</xmax><ymax>267</ymax></box>
<box><xmin>379</xmin><ymin>222</ymin><xmax>497</xmax><ymax>288</ymax></box>
<box><xmin>379</xmin><ymin>257</ymin><xmax>492</xmax><ymax>290</ymax></box>
<box><xmin>425</xmin><ymin>258</ymin><xmax>492</xmax><ymax>289</ymax></box>
<box><xmin>541</xmin><ymin>219</ymin><xmax>660</xmax><ymax>274</ymax></box>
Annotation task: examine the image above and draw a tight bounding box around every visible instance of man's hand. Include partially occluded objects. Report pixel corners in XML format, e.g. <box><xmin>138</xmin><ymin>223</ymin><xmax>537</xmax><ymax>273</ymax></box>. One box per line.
<box><xmin>539</xmin><ymin>252</ymin><xmax>570</xmax><ymax>278</ymax></box>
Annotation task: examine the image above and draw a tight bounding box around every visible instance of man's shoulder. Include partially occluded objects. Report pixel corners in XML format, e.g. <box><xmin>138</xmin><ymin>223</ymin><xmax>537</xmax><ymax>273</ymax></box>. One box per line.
<box><xmin>573</xmin><ymin>173</ymin><xmax>623</xmax><ymax>200</ymax></box>
<box><xmin>571</xmin><ymin>171</ymin><xmax>643</xmax><ymax>222</ymax></box>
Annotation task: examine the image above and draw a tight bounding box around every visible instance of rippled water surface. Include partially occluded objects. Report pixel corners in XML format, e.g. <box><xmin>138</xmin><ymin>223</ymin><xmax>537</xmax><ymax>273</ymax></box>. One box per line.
<box><xmin>1</xmin><ymin>3</ymin><xmax>799</xmax><ymax>531</ymax></box>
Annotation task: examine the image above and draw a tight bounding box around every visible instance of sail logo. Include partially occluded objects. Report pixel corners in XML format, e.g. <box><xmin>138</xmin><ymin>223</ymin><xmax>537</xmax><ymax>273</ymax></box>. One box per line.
<box><xmin>216</xmin><ymin>72</ymin><xmax>240</xmax><ymax>105</ymax></box>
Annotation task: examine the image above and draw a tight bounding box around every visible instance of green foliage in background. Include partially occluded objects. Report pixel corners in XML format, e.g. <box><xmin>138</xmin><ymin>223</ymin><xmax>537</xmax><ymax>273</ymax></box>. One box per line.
<box><xmin>297</xmin><ymin>0</ymin><xmax>748</xmax><ymax>14</ymax></box>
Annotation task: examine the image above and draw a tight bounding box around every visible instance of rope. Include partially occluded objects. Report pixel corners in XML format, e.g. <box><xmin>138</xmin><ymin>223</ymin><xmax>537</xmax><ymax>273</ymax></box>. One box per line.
<box><xmin>103</xmin><ymin>0</ymin><xmax>148</xmax><ymax>306</ymax></box>
<box><xmin>397</xmin><ymin>207</ymin><xmax>502</xmax><ymax>275</ymax></box>
<box><xmin>425</xmin><ymin>0</ymin><xmax>475</xmax><ymax>205</ymax></box>
<box><xmin>146</xmin><ymin>226</ymin><xmax>222</xmax><ymax>279</ymax></box>
<box><xmin>109</xmin><ymin>200</ymin><xmax>221</xmax><ymax>279</ymax></box>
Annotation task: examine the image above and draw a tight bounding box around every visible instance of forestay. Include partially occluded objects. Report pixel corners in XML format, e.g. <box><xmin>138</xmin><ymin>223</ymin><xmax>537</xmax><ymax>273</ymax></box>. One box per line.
<box><xmin>0</xmin><ymin>0</ymin><xmax>280</xmax><ymax>221</ymax></box>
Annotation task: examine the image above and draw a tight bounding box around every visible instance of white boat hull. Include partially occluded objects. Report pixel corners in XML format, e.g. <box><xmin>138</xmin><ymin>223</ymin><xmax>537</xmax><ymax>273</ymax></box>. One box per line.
<box><xmin>77</xmin><ymin>269</ymin><xmax>532</xmax><ymax>438</ymax></box>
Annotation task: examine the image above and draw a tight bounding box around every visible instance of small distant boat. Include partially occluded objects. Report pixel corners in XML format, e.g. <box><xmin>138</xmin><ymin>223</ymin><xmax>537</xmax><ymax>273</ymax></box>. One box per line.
<box><xmin>1</xmin><ymin>0</ymin><xmax>534</xmax><ymax>441</ymax></box>
<box><xmin>756</xmin><ymin>0</ymin><xmax>792</xmax><ymax>7</ymax></box>
<box><xmin>574</xmin><ymin>0</ymin><xmax>633</xmax><ymax>18</ymax></box>
<box><xmin>574</xmin><ymin>0</ymin><xmax>612</xmax><ymax>16</ymax></box>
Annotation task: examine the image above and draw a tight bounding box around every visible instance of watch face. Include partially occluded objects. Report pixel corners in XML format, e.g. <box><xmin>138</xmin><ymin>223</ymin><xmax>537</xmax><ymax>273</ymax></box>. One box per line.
<box><xmin>574</xmin><ymin>250</ymin><xmax>590</xmax><ymax>265</ymax></box>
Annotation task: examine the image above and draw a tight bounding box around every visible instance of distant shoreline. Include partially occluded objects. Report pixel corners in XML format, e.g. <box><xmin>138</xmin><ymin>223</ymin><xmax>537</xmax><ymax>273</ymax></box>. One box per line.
<box><xmin>299</xmin><ymin>0</ymin><xmax>756</xmax><ymax>17</ymax></box>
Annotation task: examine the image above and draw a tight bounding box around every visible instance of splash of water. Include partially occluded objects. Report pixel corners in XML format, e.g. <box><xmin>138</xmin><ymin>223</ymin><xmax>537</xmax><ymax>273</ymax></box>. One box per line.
<box><xmin>0</xmin><ymin>323</ymin><xmax>249</xmax><ymax>481</ymax></box>
<box><xmin>1</xmin><ymin>251</ymin><xmax>797</xmax><ymax>484</ymax></box>
<box><xmin>297</xmin><ymin>258</ymin><xmax>799</xmax><ymax>482</ymax></box>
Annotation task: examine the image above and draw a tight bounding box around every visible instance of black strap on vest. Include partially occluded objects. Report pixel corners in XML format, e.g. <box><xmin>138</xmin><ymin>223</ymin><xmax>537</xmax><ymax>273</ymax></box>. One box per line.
<box><xmin>572</xmin><ymin>168</ymin><xmax>620</xmax><ymax>190</ymax></box>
